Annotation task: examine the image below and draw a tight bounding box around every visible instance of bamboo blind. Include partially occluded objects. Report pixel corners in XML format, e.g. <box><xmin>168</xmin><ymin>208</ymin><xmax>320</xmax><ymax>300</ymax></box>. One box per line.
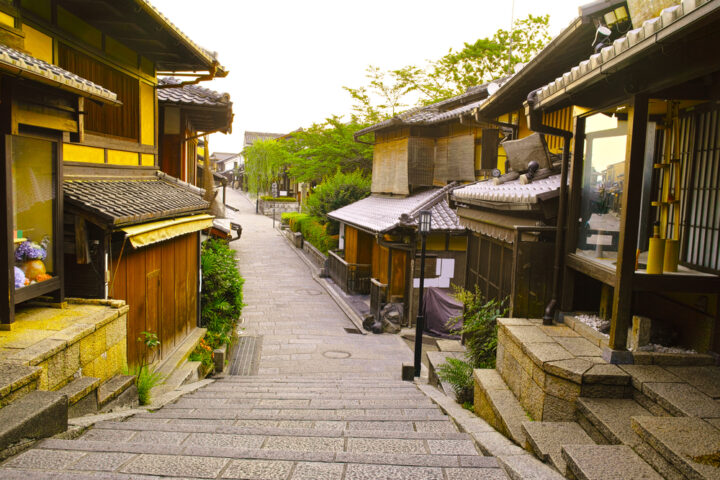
<box><xmin>447</xmin><ymin>134</ymin><xmax>475</xmax><ymax>181</ymax></box>
<box><xmin>371</xmin><ymin>138</ymin><xmax>409</xmax><ymax>195</ymax></box>
<box><xmin>434</xmin><ymin>137</ymin><xmax>449</xmax><ymax>185</ymax></box>
<box><xmin>408</xmin><ymin>137</ymin><xmax>435</xmax><ymax>187</ymax></box>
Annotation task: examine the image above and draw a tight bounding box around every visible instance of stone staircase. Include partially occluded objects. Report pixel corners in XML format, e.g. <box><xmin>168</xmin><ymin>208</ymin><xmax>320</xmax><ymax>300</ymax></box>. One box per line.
<box><xmin>0</xmin><ymin>375</ymin><xmax>509</xmax><ymax>479</ymax></box>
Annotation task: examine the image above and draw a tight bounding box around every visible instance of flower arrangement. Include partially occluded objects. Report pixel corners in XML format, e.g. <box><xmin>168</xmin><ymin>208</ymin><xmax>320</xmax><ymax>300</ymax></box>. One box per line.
<box><xmin>13</xmin><ymin>266</ymin><xmax>27</xmax><ymax>288</ymax></box>
<box><xmin>15</xmin><ymin>239</ymin><xmax>47</xmax><ymax>262</ymax></box>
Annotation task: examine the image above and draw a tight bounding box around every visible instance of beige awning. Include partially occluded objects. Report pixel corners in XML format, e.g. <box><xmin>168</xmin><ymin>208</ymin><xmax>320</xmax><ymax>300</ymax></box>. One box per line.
<box><xmin>121</xmin><ymin>214</ymin><xmax>214</xmax><ymax>248</ymax></box>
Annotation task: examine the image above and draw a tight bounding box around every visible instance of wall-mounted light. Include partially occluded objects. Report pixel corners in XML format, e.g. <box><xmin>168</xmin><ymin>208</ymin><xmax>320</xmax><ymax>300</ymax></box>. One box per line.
<box><xmin>419</xmin><ymin>210</ymin><xmax>432</xmax><ymax>234</ymax></box>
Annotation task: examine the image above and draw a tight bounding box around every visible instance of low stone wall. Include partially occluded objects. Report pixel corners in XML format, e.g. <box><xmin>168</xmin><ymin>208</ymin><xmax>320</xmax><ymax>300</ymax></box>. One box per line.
<box><xmin>258</xmin><ymin>199</ymin><xmax>299</xmax><ymax>218</ymax></box>
<box><xmin>3</xmin><ymin>299</ymin><xmax>129</xmax><ymax>392</ymax></box>
<box><xmin>495</xmin><ymin>318</ymin><xmax>631</xmax><ymax>422</ymax></box>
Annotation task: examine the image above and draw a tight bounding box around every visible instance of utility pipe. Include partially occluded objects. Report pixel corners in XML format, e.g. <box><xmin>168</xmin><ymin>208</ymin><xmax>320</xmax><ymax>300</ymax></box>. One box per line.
<box><xmin>524</xmin><ymin>91</ymin><xmax>573</xmax><ymax>325</ymax></box>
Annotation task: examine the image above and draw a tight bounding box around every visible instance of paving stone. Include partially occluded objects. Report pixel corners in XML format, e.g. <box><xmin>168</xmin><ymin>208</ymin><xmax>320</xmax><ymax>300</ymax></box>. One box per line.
<box><xmin>561</xmin><ymin>444</ymin><xmax>662</xmax><ymax>480</ymax></box>
<box><xmin>69</xmin><ymin>452</ymin><xmax>136</xmax><ymax>471</ymax></box>
<box><xmin>576</xmin><ymin>397</ymin><xmax>650</xmax><ymax>446</ymax></box>
<box><xmin>619</xmin><ymin>364</ymin><xmax>681</xmax><ymax>391</ymax></box>
<box><xmin>665</xmin><ymin>366</ymin><xmax>720</xmax><ymax>398</ymax></box>
<box><xmin>184</xmin><ymin>432</ymin><xmax>265</xmax><ymax>449</ymax></box>
<box><xmin>426</xmin><ymin>439</ymin><xmax>478</xmax><ymax>455</ymax></box>
<box><xmin>544</xmin><ymin>358</ymin><xmax>593</xmax><ymax>383</ymax></box>
<box><xmin>344</xmin><ymin>463</ymin><xmax>444</xmax><ymax>480</ymax></box>
<box><xmin>290</xmin><ymin>462</ymin><xmax>344</xmax><ymax>479</ymax></box>
<box><xmin>120</xmin><ymin>453</ymin><xmax>228</xmax><ymax>478</ymax></box>
<box><xmin>644</xmin><ymin>382</ymin><xmax>720</xmax><ymax>418</ymax></box>
<box><xmin>523</xmin><ymin>342</ymin><xmax>574</xmax><ymax>367</ymax></box>
<box><xmin>505</xmin><ymin>326</ymin><xmax>555</xmax><ymax>345</ymax></box>
<box><xmin>446</xmin><ymin>467</ymin><xmax>509</xmax><ymax>479</ymax></box>
<box><xmin>521</xmin><ymin>421</ymin><xmax>594</xmax><ymax>475</ymax></box>
<box><xmin>554</xmin><ymin>337</ymin><xmax>602</xmax><ymax>357</ymax></box>
<box><xmin>127</xmin><ymin>430</ymin><xmax>189</xmax><ymax>445</ymax></box>
<box><xmin>262</xmin><ymin>436</ymin><xmax>344</xmax><ymax>452</ymax></box>
<box><xmin>220</xmin><ymin>458</ymin><xmax>293</xmax><ymax>479</ymax></box>
<box><xmin>631</xmin><ymin>415</ymin><xmax>720</xmax><ymax>480</ymax></box>
<box><xmin>538</xmin><ymin>325</ymin><xmax>580</xmax><ymax>338</ymax></box>
<box><xmin>2</xmin><ymin>449</ymin><xmax>86</xmax><ymax>469</ymax></box>
<box><xmin>346</xmin><ymin>437</ymin><xmax>427</xmax><ymax>454</ymax></box>
<box><xmin>414</xmin><ymin>421</ymin><xmax>459</xmax><ymax>433</ymax></box>
<box><xmin>335</xmin><ymin>452</ymin><xmax>459</xmax><ymax>468</ymax></box>
<box><xmin>582</xmin><ymin>364</ymin><xmax>630</xmax><ymax>385</ymax></box>
<box><xmin>80</xmin><ymin>429</ymin><xmax>136</xmax><ymax>443</ymax></box>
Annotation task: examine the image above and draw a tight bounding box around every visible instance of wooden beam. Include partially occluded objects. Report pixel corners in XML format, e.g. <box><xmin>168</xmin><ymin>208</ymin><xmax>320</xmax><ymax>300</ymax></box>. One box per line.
<box><xmin>609</xmin><ymin>95</ymin><xmax>649</xmax><ymax>351</ymax></box>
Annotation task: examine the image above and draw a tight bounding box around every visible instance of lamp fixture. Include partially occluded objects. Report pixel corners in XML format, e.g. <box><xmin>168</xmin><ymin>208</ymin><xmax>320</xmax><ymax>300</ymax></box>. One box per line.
<box><xmin>419</xmin><ymin>210</ymin><xmax>432</xmax><ymax>234</ymax></box>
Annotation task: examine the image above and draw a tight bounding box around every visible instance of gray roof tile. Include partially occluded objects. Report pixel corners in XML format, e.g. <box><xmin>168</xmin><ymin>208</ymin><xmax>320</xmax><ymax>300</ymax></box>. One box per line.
<box><xmin>158</xmin><ymin>77</ymin><xmax>230</xmax><ymax>106</ymax></box>
<box><xmin>453</xmin><ymin>174</ymin><xmax>561</xmax><ymax>204</ymax></box>
<box><xmin>328</xmin><ymin>186</ymin><xmax>462</xmax><ymax>233</ymax></box>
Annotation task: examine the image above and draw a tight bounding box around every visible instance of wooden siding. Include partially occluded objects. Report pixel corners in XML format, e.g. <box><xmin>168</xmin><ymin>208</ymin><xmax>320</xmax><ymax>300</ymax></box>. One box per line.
<box><xmin>543</xmin><ymin>106</ymin><xmax>574</xmax><ymax>153</ymax></box>
<box><xmin>57</xmin><ymin>43</ymin><xmax>140</xmax><ymax>141</ymax></box>
<box><xmin>344</xmin><ymin>226</ymin><xmax>372</xmax><ymax>265</ymax></box>
<box><xmin>110</xmin><ymin>233</ymin><xmax>198</xmax><ymax>366</ymax></box>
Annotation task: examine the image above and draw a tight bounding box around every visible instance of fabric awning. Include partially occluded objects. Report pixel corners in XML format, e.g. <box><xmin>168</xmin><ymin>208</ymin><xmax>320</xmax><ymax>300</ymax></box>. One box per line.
<box><xmin>121</xmin><ymin>214</ymin><xmax>214</xmax><ymax>248</ymax></box>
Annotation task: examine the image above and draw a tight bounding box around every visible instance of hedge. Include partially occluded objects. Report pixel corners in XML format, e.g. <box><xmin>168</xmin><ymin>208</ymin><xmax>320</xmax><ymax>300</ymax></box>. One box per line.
<box><xmin>281</xmin><ymin>212</ymin><xmax>338</xmax><ymax>254</ymax></box>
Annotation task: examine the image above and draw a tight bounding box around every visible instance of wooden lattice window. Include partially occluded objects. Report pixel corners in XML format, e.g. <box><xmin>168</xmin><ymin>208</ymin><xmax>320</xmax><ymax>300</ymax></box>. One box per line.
<box><xmin>677</xmin><ymin>107</ymin><xmax>720</xmax><ymax>273</ymax></box>
<box><xmin>57</xmin><ymin>43</ymin><xmax>139</xmax><ymax>140</ymax></box>
<box><xmin>465</xmin><ymin>232</ymin><xmax>512</xmax><ymax>303</ymax></box>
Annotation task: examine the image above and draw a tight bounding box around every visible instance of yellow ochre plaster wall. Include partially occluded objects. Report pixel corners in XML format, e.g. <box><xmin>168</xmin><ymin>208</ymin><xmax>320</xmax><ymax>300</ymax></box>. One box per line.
<box><xmin>141</xmin><ymin>153</ymin><xmax>155</xmax><ymax>166</ymax></box>
<box><xmin>140</xmin><ymin>81</ymin><xmax>155</xmax><ymax>146</ymax></box>
<box><xmin>63</xmin><ymin>144</ymin><xmax>104</xmax><ymax>164</ymax></box>
<box><xmin>22</xmin><ymin>23</ymin><xmax>53</xmax><ymax>63</ymax></box>
<box><xmin>108</xmin><ymin>150</ymin><xmax>139</xmax><ymax>166</ymax></box>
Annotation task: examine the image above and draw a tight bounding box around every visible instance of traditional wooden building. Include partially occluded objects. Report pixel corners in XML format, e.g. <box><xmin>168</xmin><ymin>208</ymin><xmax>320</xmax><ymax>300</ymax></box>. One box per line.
<box><xmin>157</xmin><ymin>77</ymin><xmax>233</xmax><ymax>185</ymax></box>
<box><xmin>1</xmin><ymin>0</ymin><xmax>227</xmax><ymax>366</ymax></box>
<box><xmin>528</xmin><ymin>0</ymin><xmax>720</xmax><ymax>356</ymax></box>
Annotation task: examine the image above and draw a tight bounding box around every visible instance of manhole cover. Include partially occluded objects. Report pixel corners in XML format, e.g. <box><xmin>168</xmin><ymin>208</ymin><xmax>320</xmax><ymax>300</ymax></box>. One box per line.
<box><xmin>296</xmin><ymin>288</ymin><xmax>322</xmax><ymax>296</ymax></box>
<box><xmin>323</xmin><ymin>350</ymin><xmax>351</xmax><ymax>359</ymax></box>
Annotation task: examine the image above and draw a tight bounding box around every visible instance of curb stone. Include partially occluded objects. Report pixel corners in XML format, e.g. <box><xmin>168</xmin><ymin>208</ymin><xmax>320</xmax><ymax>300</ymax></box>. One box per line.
<box><xmin>416</xmin><ymin>381</ymin><xmax>564</xmax><ymax>479</ymax></box>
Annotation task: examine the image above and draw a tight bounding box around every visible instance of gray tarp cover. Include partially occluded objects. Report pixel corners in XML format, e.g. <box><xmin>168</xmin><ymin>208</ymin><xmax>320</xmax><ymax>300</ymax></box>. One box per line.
<box><xmin>423</xmin><ymin>287</ymin><xmax>463</xmax><ymax>339</ymax></box>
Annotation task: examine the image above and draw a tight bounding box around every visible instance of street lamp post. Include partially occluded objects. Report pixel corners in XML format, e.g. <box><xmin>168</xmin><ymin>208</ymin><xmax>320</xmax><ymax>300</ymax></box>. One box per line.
<box><xmin>414</xmin><ymin>210</ymin><xmax>432</xmax><ymax>377</ymax></box>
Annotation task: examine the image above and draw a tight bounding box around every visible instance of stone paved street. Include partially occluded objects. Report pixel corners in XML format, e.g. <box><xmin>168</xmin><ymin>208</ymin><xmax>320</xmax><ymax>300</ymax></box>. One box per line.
<box><xmin>0</xmin><ymin>188</ymin><xmax>506</xmax><ymax>479</ymax></box>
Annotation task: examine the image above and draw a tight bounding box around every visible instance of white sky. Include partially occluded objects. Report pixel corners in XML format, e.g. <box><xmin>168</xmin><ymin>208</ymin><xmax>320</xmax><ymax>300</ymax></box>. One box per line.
<box><xmin>151</xmin><ymin>0</ymin><xmax>585</xmax><ymax>154</ymax></box>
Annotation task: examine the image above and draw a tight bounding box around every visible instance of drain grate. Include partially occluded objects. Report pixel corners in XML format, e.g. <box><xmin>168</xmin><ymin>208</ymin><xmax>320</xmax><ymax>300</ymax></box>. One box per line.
<box><xmin>344</xmin><ymin>327</ymin><xmax>363</xmax><ymax>335</ymax></box>
<box><xmin>229</xmin><ymin>335</ymin><xmax>262</xmax><ymax>376</ymax></box>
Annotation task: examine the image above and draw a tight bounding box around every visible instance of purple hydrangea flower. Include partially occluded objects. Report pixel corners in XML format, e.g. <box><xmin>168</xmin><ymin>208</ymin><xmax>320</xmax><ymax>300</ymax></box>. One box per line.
<box><xmin>15</xmin><ymin>240</ymin><xmax>47</xmax><ymax>262</ymax></box>
<box><xmin>13</xmin><ymin>266</ymin><xmax>25</xmax><ymax>288</ymax></box>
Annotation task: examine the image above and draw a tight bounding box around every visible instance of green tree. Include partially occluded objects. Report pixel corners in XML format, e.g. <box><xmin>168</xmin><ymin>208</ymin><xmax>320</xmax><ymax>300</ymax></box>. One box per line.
<box><xmin>242</xmin><ymin>139</ymin><xmax>291</xmax><ymax>195</ymax></box>
<box><xmin>305</xmin><ymin>170</ymin><xmax>371</xmax><ymax>235</ymax></box>
<box><xmin>343</xmin><ymin>66</ymin><xmax>414</xmax><ymax>124</ymax></box>
<box><xmin>287</xmin><ymin>116</ymin><xmax>373</xmax><ymax>183</ymax></box>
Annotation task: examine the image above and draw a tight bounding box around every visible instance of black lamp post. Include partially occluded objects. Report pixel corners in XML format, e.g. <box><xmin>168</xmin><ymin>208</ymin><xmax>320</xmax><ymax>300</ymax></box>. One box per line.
<box><xmin>414</xmin><ymin>210</ymin><xmax>432</xmax><ymax>377</ymax></box>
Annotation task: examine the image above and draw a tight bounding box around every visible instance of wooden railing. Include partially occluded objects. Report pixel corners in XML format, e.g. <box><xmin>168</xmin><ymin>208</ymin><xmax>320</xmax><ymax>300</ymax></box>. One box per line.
<box><xmin>327</xmin><ymin>250</ymin><xmax>371</xmax><ymax>295</ymax></box>
<box><xmin>370</xmin><ymin>278</ymin><xmax>388</xmax><ymax>321</ymax></box>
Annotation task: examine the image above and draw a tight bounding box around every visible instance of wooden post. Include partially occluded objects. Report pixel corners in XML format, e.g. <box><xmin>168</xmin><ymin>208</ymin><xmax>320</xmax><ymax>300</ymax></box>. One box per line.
<box><xmin>561</xmin><ymin>115</ymin><xmax>587</xmax><ymax>312</ymax></box>
<box><xmin>203</xmin><ymin>134</ymin><xmax>214</xmax><ymax>203</ymax></box>
<box><xmin>608</xmin><ymin>95</ymin><xmax>649</xmax><ymax>354</ymax></box>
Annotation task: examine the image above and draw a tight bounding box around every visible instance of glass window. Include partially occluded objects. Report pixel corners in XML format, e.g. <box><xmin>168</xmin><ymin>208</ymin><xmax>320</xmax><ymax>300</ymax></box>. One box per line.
<box><xmin>11</xmin><ymin>136</ymin><xmax>56</xmax><ymax>289</ymax></box>
<box><xmin>575</xmin><ymin>113</ymin><xmax>628</xmax><ymax>263</ymax></box>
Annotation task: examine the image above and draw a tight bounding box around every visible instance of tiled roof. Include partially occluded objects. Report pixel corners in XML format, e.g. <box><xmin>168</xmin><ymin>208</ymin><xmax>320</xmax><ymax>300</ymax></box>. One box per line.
<box><xmin>64</xmin><ymin>173</ymin><xmax>209</xmax><ymax>226</ymax></box>
<box><xmin>531</xmin><ymin>0</ymin><xmax>710</xmax><ymax>110</ymax></box>
<box><xmin>158</xmin><ymin>77</ymin><xmax>230</xmax><ymax>106</ymax></box>
<box><xmin>354</xmin><ymin>78</ymin><xmax>513</xmax><ymax>138</ymax></box>
<box><xmin>0</xmin><ymin>44</ymin><xmax>118</xmax><ymax>104</ymax></box>
<box><xmin>452</xmin><ymin>174</ymin><xmax>561</xmax><ymax>205</ymax></box>
<box><xmin>244</xmin><ymin>131</ymin><xmax>285</xmax><ymax>146</ymax></box>
<box><xmin>328</xmin><ymin>185</ymin><xmax>463</xmax><ymax>233</ymax></box>
<box><xmin>211</xmin><ymin>152</ymin><xmax>241</xmax><ymax>162</ymax></box>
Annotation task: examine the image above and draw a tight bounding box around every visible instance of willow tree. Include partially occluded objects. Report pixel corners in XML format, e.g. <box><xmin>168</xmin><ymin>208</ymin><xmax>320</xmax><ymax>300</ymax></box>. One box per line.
<box><xmin>242</xmin><ymin>139</ymin><xmax>291</xmax><ymax>195</ymax></box>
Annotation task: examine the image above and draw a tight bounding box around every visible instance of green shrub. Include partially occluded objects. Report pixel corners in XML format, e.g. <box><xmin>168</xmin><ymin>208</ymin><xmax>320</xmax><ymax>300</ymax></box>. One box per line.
<box><xmin>260</xmin><ymin>195</ymin><xmax>296</xmax><ymax>202</ymax></box>
<box><xmin>448</xmin><ymin>286</ymin><xmax>507</xmax><ymax>369</ymax></box>
<box><xmin>436</xmin><ymin>357</ymin><xmax>474</xmax><ymax>404</ymax></box>
<box><xmin>189</xmin><ymin>337</ymin><xmax>215</xmax><ymax>371</ymax></box>
<box><xmin>283</xmin><ymin>212</ymin><xmax>308</xmax><ymax>232</ymax></box>
<box><xmin>283</xmin><ymin>213</ymin><xmax>337</xmax><ymax>254</ymax></box>
<box><xmin>306</xmin><ymin>170</ymin><xmax>370</xmax><ymax>235</ymax></box>
<box><xmin>201</xmin><ymin>239</ymin><xmax>244</xmax><ymax>342</ymax></box>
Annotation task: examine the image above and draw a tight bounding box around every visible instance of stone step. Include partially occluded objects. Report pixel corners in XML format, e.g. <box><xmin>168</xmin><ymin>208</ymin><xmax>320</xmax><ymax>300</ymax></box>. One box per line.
<box><xmin>164</xmin><ymin>398</ymin><xmax>437</xmax><ymax>410</ymax></box>
<box><xmin>642</xmin><ymin>381</ymin><xmax>720</xmax><ymax>418</ymax></box>
<box><xmin>473</xmin><ymin>369</ymin><xmax>529</xmax><ymax>447</ymax></box>
<box><xmin>188</xmin><ymin>391</ymin><xmax>429</xmax><ymax>401</ymax></box>
<box><xmin>91</xmin><ymin>420</ymin><xmax>470</xmax><ymax>440</ymax></box>
<box><xmin>426</xmin><ymin>351</ymin><xmax>466</xmax><ymax>397</ymax></box>
<box><xmin>521</xmin><ymin>421</ymin><xmax>595</xmax><ymax>475</ymax></box>
<box><xmin>131</xmin><ymin>408</ymin><xmax>450</xmax><ymax>421</ymax></box>
<box><xmin>0</xmin><ymin>362</ymin><xmax>41</xmax><ymax>408</ymax></box>
<box><xmin>56</xmin><ymin>376</ymin><xmax>101</xmax><ymax>418</ymax></box>
<box><xmin>97</xmin><ymin>374</ymin><xmax>136</xmax><ymax>411</ymax></box>
<box><xmin>120</xmin><ymin>417</ymin><xmax>460</xmax><ymax>433</ymax></box>
<box><xmin>0</xmin><ymin>390</ymin><xmax>68</xmax><ymax>451</ymax></box>
<box><xmin>576</xmin><ymin>397</ymin><xmax>686</xmax><ymax>479</ymax></box>
<box><xmin>561</xmin><ymin>444</ymin><xmax>663</xmax><ymax>480</ymax></box>
<box><xmin>152</xmin><ymin>327</ymin><xmax>206</xmax><ymax>381</ymax></box>
<box><xmin>496</xmin><ymin>454</ymin><xmax>565</xmax><ymax>480</ymax></box>
<box><xmin>31</xmin><ymin>438</ymin><xmax>499</xmax><ymax>470</ymax></box>
<box><xmin>632</xmin><ymin>415</ymin><xmax>720</xmax><ymax>480</ymax></box>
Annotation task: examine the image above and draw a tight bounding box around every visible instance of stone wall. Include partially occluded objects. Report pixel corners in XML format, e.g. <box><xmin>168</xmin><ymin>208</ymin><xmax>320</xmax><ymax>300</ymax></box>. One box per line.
<box><xmin>258</xmin><ymin>199</ymin><xmax>299</xmax><ymax>218</ymax></box>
